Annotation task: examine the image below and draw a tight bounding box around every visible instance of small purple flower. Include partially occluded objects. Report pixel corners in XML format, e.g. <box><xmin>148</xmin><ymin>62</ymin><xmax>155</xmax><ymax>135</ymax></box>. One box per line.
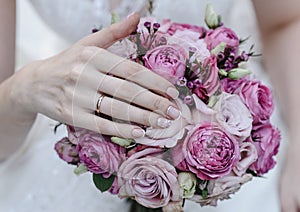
<box><xmin>176</xmin><ymin>77</ymin><xmax>187</xmax><ymax>87</ymax></box>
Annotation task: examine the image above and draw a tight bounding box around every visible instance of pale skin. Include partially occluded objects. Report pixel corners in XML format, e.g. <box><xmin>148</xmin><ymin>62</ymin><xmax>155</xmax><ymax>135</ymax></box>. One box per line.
<box><xmin>0</xmin><ymin>0</ymin><xmax>299</xmax><ymax>211</ymax></box>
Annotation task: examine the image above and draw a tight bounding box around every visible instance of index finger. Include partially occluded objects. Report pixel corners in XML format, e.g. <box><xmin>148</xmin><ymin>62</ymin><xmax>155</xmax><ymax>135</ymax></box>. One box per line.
<box><xmin>90</xmin><ymin>49</ymin><xmax>179</xmax><ymax>99</ymax></box>
<box><xmin>77</xmin><ymin>13</ymin><xmax>140</xmax><ymax>49</ymax></box>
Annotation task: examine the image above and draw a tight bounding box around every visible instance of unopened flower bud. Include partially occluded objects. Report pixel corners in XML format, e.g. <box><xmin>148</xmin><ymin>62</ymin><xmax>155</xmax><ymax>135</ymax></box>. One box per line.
<box><xmin>178</xmin><ymin>172</ymin><xmax>197</xmax><ymax>198</ymax></box>
<box><xmin>205</xmin><ymin>3</ymin><xmax>221</xmax><ymax>29</ymax></box>
<box><xmin>228</xmin><ymin>68</ymin><xmax>252</xmax><ymax>80</ymax></box>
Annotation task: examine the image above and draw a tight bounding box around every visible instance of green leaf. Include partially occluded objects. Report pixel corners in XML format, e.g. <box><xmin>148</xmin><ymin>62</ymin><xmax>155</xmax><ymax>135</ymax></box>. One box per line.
<box><xmin>93</xmin><ymin>174</ymin><xmax>115</xmax><ymax>192</ymax></box>
<box><xmin>202</xmin><ymin>189</ymin><xmax>208</xmax><ymax>199</ymax></box>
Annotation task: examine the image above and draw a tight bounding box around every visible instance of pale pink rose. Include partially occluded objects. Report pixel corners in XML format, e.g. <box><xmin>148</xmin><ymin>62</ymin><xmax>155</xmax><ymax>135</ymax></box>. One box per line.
<box><xmin>233</xmin><ymin>142</ymin><xmax>258</xmax><ymax>176</ymax></box>
<box><xmin>77</xmin><ymin>132</ymin><xmax>126</xmax><ymax>177</ymax></box>
<box><xmin>235</xmin><ymin>80</ymin><xmax>274</xmax><ymax>123</ymax></box>
<box><xmin>249</xmin><ymin>123</ymin><xmax>280</xmax><ymax>176</ymax></box>
<box><xmin>204</xmin><ymin>26</ymin><xmax>239</xmax><ymax>51</ymax></box>
<box><xmin>135</xmin><ymin>99</ymin><xmax>192</xmax><ymax>148</ymax></box>
<box><xmin>213</xmin><ymin>92</ymin><xmax>253</xmax><ymax>139</ymax></box>
<box><xmin>191</xmin><ymin>94</ymin><xmax>216</xmax><ymax>124</ymax></box>
<box><xmin>143</xmin><ymin>44</ymin><xmax>187</xmax><ymax>84</ymax></box>
<box><xmin>118</xmin><ymin>148</ymin><xmax>182</xmax><ymax>208</ymax></box>
<box><xmin>54</xmin><ymin>137</ymin><xmax>79</xmax><ymax>165</ymax></box>
<box><xmin>159</xmin><ymin>19</ymin><xmax>206</xmax><ymax>37</ymax></box>
<box><xmin>173</xmin><ymin>122</ymin><xmax>240</xmax><ymax>180</ymax></box>
<box><xmin>191</xmin><ymin>173</ymin><xmax>253</xmax><ymax>206</ymax></box>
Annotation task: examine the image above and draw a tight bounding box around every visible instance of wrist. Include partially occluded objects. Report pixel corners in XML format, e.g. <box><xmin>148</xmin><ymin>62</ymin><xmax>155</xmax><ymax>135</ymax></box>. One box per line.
<box><xmin>7</xmin><ymin>62</ymin><xmax>40</xmax><ymax>121</ymax></box>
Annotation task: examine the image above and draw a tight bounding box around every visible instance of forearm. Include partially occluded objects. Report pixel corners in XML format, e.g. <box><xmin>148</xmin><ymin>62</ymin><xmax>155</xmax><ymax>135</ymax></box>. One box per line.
<box><xmin>260</xmin><ymin>19</ymin><xmax>300</xmax><ymax>146</ymax></box>
<box><xmin>0</xmin><ymin>67</ymin><xmax>37</xmax><ymax>161</ymax></box>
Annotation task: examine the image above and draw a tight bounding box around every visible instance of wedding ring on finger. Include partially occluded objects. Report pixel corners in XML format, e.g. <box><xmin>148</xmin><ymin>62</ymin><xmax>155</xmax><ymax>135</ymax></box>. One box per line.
<box><xmin>95</xmin><ymin>93</ymin><xmax>105</xmax><ymax>115</ymax></box>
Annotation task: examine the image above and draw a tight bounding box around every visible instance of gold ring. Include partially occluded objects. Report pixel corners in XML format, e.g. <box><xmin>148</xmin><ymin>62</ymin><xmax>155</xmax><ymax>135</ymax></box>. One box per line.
<box><xmin>95</xmin><ymin>94</ymin><xmax>105</xmax><ymax>115</ymax></box>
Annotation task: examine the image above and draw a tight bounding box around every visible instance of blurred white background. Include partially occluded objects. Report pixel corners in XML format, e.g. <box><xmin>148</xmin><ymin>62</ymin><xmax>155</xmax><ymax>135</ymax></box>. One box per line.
<box><xmin>16</xmin><ymin>0</ymin><xmax>69</xmax><ymax>69</ymax></box>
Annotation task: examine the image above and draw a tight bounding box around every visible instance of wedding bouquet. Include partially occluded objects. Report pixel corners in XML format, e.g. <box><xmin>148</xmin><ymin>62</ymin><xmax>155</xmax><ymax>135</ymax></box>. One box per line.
<box><xmin>54</xmin><ymin>4</ymin><xmax>280</xmax><ymax>211</ymax></box>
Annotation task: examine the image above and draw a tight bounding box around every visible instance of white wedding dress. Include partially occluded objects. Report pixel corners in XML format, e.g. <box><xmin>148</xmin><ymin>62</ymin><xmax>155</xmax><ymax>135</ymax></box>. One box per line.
<box><xmin>0</xmin><ymin>0</ymin><xmax>287</xmax><ymax>211</ymax></box>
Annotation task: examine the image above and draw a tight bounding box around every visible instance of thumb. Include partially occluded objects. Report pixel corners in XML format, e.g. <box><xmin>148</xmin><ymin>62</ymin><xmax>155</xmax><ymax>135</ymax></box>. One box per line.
<box><xmin>78</xmin><ymin>12</ymin><xmax>140</xmax><ymax>49</ymax></box>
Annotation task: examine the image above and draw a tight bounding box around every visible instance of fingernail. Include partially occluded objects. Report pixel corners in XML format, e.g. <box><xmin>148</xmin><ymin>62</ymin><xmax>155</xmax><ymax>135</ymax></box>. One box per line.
<box><xmin>167</xmin><ymin>87</ymin><xmax>179</xmax><ymax>99</ymax></box>
<box><xmin>157</xmin><ymin>118</ymin><xmax>172</xmax><ymax>128</ymax></box>
<box><xmin>167</xmin><ymin>106</ymin><xmax>181</xmax><ymax>119</ymax></box>
<box><xmin>132</xmin><ymin>128</ymin><xmax>145</xmax><ymax>138</ymax></box>
<box><xmin>127</xmin><ymin>12</ymin><xmax>136</xmax><ymax>19</ymax></box>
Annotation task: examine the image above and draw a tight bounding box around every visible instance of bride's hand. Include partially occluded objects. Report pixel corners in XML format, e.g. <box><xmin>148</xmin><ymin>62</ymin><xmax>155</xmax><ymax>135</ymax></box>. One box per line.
<box><xmin>280</xmin><ymin>141</ymin><xmax>300</xmax><ymax>212</ymax></box>
<box><xmin>11</xmin><ymin>13</ymin><xmax>180</xmax><ymax>139</ymax></box>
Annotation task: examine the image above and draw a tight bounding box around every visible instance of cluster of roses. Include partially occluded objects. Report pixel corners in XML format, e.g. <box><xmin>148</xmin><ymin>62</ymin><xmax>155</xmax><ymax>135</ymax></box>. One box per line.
<box><xmin>54</xmin><ymin>5</ymin><xmax>280</xmax><ymax>210</ymax></box>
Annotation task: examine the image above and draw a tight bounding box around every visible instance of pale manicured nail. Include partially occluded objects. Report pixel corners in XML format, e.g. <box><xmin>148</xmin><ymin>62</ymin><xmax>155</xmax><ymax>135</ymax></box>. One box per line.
<box><xmin>127</xmin><ymin>12</ymin><xmax>136</xmax><ymax>19</ymax></box>
<box><xmin>157</xmin><ymin>118</ymin><xmax>172</xmax><ymax>128</ymax></box>
<box><xmin>167</xmin><ymin>87</ymin><xmax>179</xmax><ymax>99</ymax></box>
<box><xmin>132</xmin><ymin>128</ymin><xmax>145</xmax><ymax>138</ymax></box>
<box><xmin>167</xmin><ymin>106</ymin><xmax>181</xmax><ymax>119</ymax></box>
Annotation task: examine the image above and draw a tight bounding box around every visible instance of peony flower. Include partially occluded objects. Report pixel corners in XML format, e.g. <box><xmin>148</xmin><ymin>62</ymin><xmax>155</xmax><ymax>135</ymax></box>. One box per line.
<box><xmin>204</xmin><ymin>26</ymin><xmax>239</xmax><ymax>51</ymax></box>
<box><xmin>178</xmin><ymin>172</ymin><xmax>197</xmax><ymax>198</ymax></box>
<box><xmin>235</xmin><ymin>80</ymin><xmax>274</xmax><ymax>123</ymax></box>
<box><xmin>77</xmin><ymin>132</ymin><xmax>126</xmax><ymax>178</ymax></box>
<box><xmin>249</xmin><ymin>123</ymin><xmax>280</xmax><ymax>176</ymax></box>
<box><xmin>213</xmin><ymin>92</ymin><xmax>253</xmax><ymax>139</ymax></box>
<box><xmin>143</xmin><ymin>44</ymin><xmax>187</xmax><ymax>84</ymax></box>
<box><xmin>173</xmin><ymin>122</ymin><xmax>240</xmax><ymax>180</ymax></box>
<box><xmin>118</xmin><ymin>148</ymin><xmax>182</xmax><ymax>208</ymax></box>
<box><xmin>54</xmin><ymin>137</ymin><xmax>79</xmax><ymax>165</ymax></box>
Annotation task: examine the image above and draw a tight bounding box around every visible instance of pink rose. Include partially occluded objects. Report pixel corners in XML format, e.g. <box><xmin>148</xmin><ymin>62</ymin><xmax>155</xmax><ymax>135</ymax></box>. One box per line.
<box><xmin>159</xmin><ymin>20</ymin><xmax>208</xmax><ymax>53</ymax></box>
<box><xmin>143</xmin><ymin>44</ymin><xmax>187</xmax><ymax>84</ymax></box>
<box><xmin>192</xmin><ymin>56</ymin><xmax>221</xmax><ymax>100</ymax></box>
<box><xmin>213</xmin><ymin>92</ymin><xmax>253</xmax><ymax>139</ymax></box>
<box><xmin>160</xmin><ymin>19</ymin><xmax>206</xmax><ymax>37</ymax></box>
<box><xmin>235</xmin><ymin>80</ymin><xmax>274</xmax><ymax>123</ymax></box>
<box><xmin>54</xmin><ymin>137</ymin><xmax>79</xmax><ymax>165</ymax></box>
<box><xmin>118</xmin><ymin>148</ymin><xmax>182</xmax><ymax>208</ymax></box>
<box><xmin>204</xmin><ymin>27</ymin><xmax>239</xmax><ymax>51</ymax></box>
<box><xmin>221</xmin><ymin>78</ymin><xmax>246</xmax><ymax>94</ymax></box>
<box><xmin>77</xmin><ymin>132</ymin><xmax>126</xmax><ymax>178</ymax></box>
<box><xmin>173</xmin><ymin>122</ymin><xmax>240</xmax><ymax>180</ymax></box>
<box><xmin>249</xmin><ymin>123</ymin><xmax>280</xmax><ymax>176</ymax></box>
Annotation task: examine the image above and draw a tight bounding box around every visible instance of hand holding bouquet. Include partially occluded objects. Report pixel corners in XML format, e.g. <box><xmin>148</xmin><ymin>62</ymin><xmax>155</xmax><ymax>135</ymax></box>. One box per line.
<box><xmin>55</xmin><ymin>4</ymin><xmax>280</xmax><ymax>211</ymax></box>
